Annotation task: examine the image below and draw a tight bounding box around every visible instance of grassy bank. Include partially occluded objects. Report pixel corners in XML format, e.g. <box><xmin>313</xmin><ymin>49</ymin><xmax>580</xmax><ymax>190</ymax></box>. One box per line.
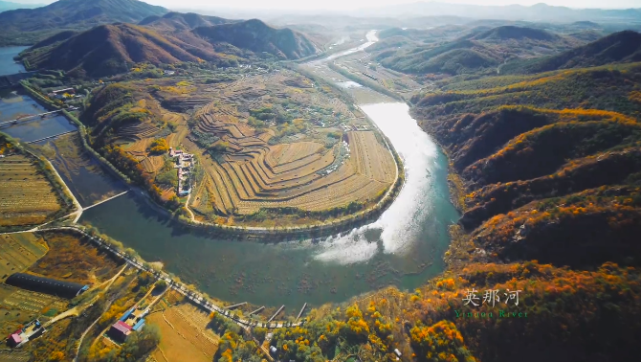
<box><xmin>327</xmin><ymin>62</ymin><xmax>406</xmax><ymax>102</ymax></box>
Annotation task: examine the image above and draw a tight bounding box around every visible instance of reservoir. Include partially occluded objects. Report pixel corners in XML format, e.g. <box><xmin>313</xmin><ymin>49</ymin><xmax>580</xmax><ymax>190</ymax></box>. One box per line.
<box><xmin>0</xmin><ymin>43</ymin><xmax>459</xmax><ymax>309</ymax></box>
<box><xmin>0</xmin><ymin>46</ymin><xmax>27</xmax><ymax>76</ymax></box>
<box><xmin>0</xmin><ymin>90</ymin><xmax>76</xmax><ymax>143</ymax></box>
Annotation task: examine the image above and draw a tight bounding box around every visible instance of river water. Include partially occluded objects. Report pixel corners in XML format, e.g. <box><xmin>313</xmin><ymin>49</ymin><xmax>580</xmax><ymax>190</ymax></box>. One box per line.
<box><xmin>0</xmin><ymin>46</ymin><xmax>28</xmax><ymax>76</ymax></box>
<box><xmin>0</xmin><ymin>46</ymin><xmax>77</xmax><ymax>142</ymax></box>
<box><xmin>0</xmin><ymin>39</ymin><xmax>459</xmax><ymax>309</ymax></box>
<box><xmin>0</xmin><ymin>92</ymin><xmax>77</xmax><ymax>142</ymax></box>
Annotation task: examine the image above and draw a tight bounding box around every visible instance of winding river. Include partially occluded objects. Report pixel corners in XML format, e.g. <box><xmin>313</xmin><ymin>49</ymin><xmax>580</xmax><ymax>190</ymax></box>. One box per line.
<box><xmin>0</xmin><ymin>34</ymin><xmax>459</xmax><ymax>309</ymax></box>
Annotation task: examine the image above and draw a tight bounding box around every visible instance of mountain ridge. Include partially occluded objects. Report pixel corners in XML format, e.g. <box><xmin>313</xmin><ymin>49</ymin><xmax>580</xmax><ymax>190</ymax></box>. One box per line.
<box><xmin>20</xmin><ymin>23</ymin><xmax>224</xmax><ymax>78</ymax></box>
<box><xmin>0</xmin><ymin>0</ymin><xmax>167</xmax><ymax>45</ymax></box>
<box><xmin>19</xmin><ymin>17</ymin><xmax>318</xmax><ymax>77</ymax></box>
<box><xmin>356</xmin><ymin>1</ymin><xmax>641</xmax><ymax>22</ymax></box>
<box><xmin>0</xmin><ymin>0</ymin><xmax>43</xmax><ymax>13</ymax></box>
<box><xmin>504</xmin><ymin>30</ymin><xmax>641</xmax><ymax>74</ymax></box>
<box><xmin>375</xmin><ymin>25</ymin><xmax>583</xmax><ymax>75</ymax></box>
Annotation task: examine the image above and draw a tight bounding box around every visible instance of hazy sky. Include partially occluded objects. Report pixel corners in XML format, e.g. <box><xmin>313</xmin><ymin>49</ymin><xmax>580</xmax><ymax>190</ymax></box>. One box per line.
<box><xmin>141</xmin><ymin>0</ymin><xmax>641</xmax><ymax>10</ymax></box>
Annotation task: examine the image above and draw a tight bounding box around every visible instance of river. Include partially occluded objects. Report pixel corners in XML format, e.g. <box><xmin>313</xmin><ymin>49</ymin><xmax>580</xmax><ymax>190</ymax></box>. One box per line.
<box><xmin>0</xmin><ymin>45</ymin><xmax>77</xmax><ymax>142</ymax></box>
<box><xmin>0</xmin><ymin>46</ymin><xmax>28</xmax><ymax>76</ymax></box>
<box><xmin>0</xmin><ymin>37</ymin><xmax>459</xmax><ymax>310</ymax></box>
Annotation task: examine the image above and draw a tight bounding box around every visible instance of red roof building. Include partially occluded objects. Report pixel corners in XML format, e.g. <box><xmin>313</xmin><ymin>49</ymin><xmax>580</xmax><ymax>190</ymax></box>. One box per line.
<box><xmin>108</xmin><ymin>321</ymin><xmax>132</xmax><ymax>342</ymax></box>
<box><xmin>8</xmin><ymin>333</ymin><xmax>22</xmax><ymax>347</ymax></box>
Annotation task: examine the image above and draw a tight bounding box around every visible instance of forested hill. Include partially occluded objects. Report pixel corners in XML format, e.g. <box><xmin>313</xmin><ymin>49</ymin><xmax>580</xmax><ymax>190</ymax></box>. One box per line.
<box><xmin>504</xmin><ymin>30</ymin><xmax>641</xmax><ymax>74</ymax></box>
<box><xmin>19</xmin><ymin>23</ymin><xmax>228</xmax><ymax>78</ymax></box>
<box><xmin>0</xmin><ymin>0</ymin><xmax>167</xmax><ymax>45</ymax></box>
<box><xmin>470</xmin><ymin>25</ymin><xmax>560</xmax><ymax>42</ymax></box>
<box><xmin>379</xmin><ymin>21</ymin><xmax>641</xmax><ymax>358</ymax></box>
<box><xmin>375</xmin><ymin>25</ymin><xmax>583</xmax><ymax>75</ymax></box>
<box><xmin>194</xmin><ymin>19</ymin><xmax>319</xmax><ymax>60</ymax></box>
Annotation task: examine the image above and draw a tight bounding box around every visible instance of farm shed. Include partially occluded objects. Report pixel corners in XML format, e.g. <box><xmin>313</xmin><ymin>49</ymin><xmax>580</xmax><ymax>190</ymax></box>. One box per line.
<box><xmin>8</xmin><ymin>334</ymin><xmax>21</xmax><ymax>347</ymax></box>
<box><xmin>119</xmin><ymin>308</ymin><xmax>135</xmax><ymax>322</ymax></box>
<box><xmin>109</xmin><ymin>321</ymin><xmax>132</xmax><ymax>342</ymax></box>
<box><xmin>5</xmin><ymin>273</ymin><xmax>88</xmax><ymax>299</ymax></box>
<box><xmin>132</xmin><ymin>318</ymin><xmax>145</xmax><ymax>331</ymax></box>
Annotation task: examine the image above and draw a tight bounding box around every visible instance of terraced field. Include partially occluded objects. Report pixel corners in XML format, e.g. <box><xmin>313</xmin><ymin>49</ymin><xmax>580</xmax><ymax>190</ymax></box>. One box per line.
<box><xmin>191</xmin><ymin>106</ymin><xmax>396</xmax><ymax>216</ymax></box>
<box><xmin>0</xmin><ymin>155</ymin><xmax>63</xmax><ymax>227</ymax></box>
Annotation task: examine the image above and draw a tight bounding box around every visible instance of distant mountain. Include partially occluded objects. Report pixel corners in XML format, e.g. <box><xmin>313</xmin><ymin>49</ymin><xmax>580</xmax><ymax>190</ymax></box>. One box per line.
<box><xmin>20</xmin><ymin>23</ymin><xmax>225</xmax><ymax>78</ymax></box>
<box><xmin>357</xmin><ymin>2</ymin><xmax>641</xmax><ymax>22</ymax></box>
<box><xmin>0</xmin><ymin>0</ymin><xmax>43</xmax><ymax>13</ymax></box>
<box><xmin>470</xmin><ymin>26</ymin><xmax>558</xmax><ymax>42</ymax></box>
<box><xmin>0</xmin><ymin>0</ymin><xmax>167</xmax><ymax>45</ymax></box>
<box><xmin>376</xmin><ymin>25</ymin><xmax>584</xmax><ymax>75</ymax></box>
<box><xmin>194</xmin><ymin>19</ymin><xmax>318</xmax><ymax>60</ymax></box>
<box><xmin>505</xmin><ymin>30</ymin><xmax>641</xmax><ymax>74</ymax></box>
<box><xmin>139</xmin><ymin>11</ymin><xmax>236</xmax><ymax>31</ymax></box>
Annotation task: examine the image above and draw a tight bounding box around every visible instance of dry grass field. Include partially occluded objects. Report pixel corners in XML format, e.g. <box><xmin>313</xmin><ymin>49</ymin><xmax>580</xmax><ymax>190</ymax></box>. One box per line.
<box><xmin>0</xmin><ymin>233</ymin><xmax>48</xmax><ymax>281</ymax></box>
<box><xmin>0</xmin><ymin>350</ymin><xmax>30</xmax><ymax>362</ymax></box>
<box><xmin>148</xmin><ymin>301</ymin><xmax>220</xmax><ymax>362</ymax></box>
<box><xmin>0</xmin><ymin>155</ymin><xmax>62</xmax><ymax>227</ymax></box>
<box><xmin>28</xmin><ymin>231</ymin><xmax>122</xmax><ymax>285</ymax></box>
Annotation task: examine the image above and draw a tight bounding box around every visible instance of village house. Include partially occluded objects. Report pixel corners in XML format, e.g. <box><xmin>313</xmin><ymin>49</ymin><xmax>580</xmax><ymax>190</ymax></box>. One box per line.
<box><xmin>48</xmin><ymin>87</ymin><xmax>75</xmax><ymax>100</ymax></box>
<box><xmin>108</xmin><ymin>307</ymin><xmax>149</xmax><ymax>343</ymax></box>
<box><xmin>169</xmin><ymin>147</ymin><xmax>194</xmax><ymax>196</ymax></box>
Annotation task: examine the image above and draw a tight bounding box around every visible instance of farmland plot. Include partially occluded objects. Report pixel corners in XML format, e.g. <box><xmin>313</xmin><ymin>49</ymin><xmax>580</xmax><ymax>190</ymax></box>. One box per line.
<box><xmin>148</xmin><ymin>302</ymin><xmax>220</xmax><ymax>362</ymax></box>
<box><xmin>0</xmin><ymin>284</ymin><xmax>67</xmax><ymax>336</ymax></box>
<box><xmin>0</xmin><ymin>234</ymin><xmax>47</xmax><ymax>281</ymax></box>
<box><xmin>0</xmin><ymin>155</ymin><xmax>62</xmax><ymax>227</ymax></box>
<box><xmin>0</xmin><ymin>350</ymin><xmax>30</xmax><ymax>362</ymax></box>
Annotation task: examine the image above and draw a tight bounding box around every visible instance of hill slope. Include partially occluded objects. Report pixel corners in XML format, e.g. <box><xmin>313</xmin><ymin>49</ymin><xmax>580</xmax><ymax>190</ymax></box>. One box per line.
<box><xmin>0</xmin><ymin>0</ymin><xmax>167</xmax><ymax>45</ymax></box>
<box><xmin>411</xmin><ymin>58</ymin><xmax>641</xmax><ymax>268</ymax></box>
<box><xmin>20</xmin><ymin>23</ymin><xmax>225</xmax><ymax>78</ymax></box>
<box><xmin>194</xmin><ymin>19</ymin><xmax>318</xmax><ymax>60</ymax></box>
<box><xmin>505</xmin><ymin>30</ymin><xmax>641</xmax><ymax>74</ymax></box>
<box><xmin>20</xmin><ymin>18</ymin><xmax>318</xmax><ymax>77</ymax></box>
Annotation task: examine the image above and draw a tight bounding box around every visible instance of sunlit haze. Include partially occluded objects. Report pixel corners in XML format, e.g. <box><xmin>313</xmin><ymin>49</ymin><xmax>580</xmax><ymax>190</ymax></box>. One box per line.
<box><xmin>143</xmin><ymin>0</ymin><xmax>641</xmax><ymax>10</ymax></box>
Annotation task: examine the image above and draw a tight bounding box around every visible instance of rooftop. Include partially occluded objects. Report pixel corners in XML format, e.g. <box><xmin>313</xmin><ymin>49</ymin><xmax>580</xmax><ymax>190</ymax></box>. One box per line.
<box><xmin>9</xmin><ymin>334</ymin><xmax>21</xmax><ymax>344</ymax></box>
